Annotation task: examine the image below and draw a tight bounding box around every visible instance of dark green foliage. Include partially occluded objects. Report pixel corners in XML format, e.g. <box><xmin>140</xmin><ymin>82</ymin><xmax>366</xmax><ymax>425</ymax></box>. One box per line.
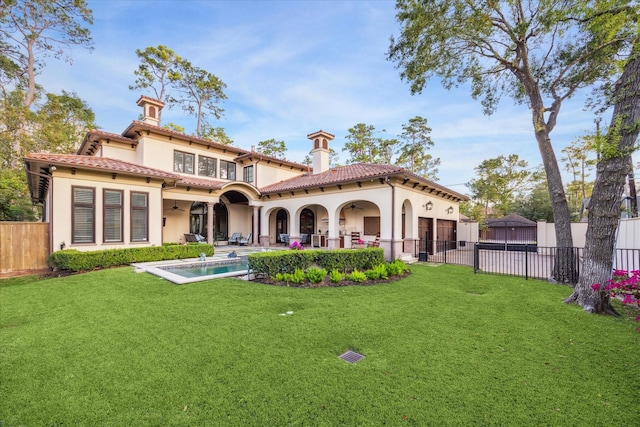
<box><xmin>248</xmin><ymin>248</ymin><xmax>384</xmax><ymax>278</ymax></box>
<box><xmin>48</xmin><ymin>244</ymin><xmax>214</xmax><ymax>271</ymax></box>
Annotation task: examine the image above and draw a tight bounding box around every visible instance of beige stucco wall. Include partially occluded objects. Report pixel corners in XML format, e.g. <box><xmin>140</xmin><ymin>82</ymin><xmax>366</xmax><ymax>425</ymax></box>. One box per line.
<box><xmin>136</xmin><ymin>135</ymin><xmax>240</xmax><ymax>178</ymax></box>
<box><xmin>99</xmin><ymin>140</ymin><xmax>137</xmax><ymax>163</ymax></box>
<box><xmin>258</xmin><ymin>178</ymin><xmax>464</xmax><ymax>259</ymax></box>
<box><xmin>51</xmin><ymin>169</ymin><xmax>164</xmax><ymax>252</ymax></box>
<box><xmin>253</xmin><ymin>162</ymin><xmax>305</xmax><ymax>188</ymax></box>
<box><xmin>537</xmin><ymin>218</ymin><xmax>640</xmax><ymax>250</ymax></box>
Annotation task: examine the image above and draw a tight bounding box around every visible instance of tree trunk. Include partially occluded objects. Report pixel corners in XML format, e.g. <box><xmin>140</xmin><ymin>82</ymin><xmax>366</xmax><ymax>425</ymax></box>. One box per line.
<box><xmin>564</xmin><ymin>47</ymin><xmax>640</xmax><ymax>313</ymax></box>
<box><xmin>527</xmin><ymin>87</ymin><xmax>576</xmax><ymax>283</ymax></box>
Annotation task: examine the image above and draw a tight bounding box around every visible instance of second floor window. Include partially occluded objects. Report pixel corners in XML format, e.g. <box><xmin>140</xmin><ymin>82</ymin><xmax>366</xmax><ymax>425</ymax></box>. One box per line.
<box><xmin>174</xmin><ymin>150</ymin><xmax>194</xmax><ymax>174</ymax></box>
<box><xmin>198</xmin><ymin>155</ymin><xmax>217</xmax><ymax>177</ymax></box>
<box><xmin>243</xmin><ymin>165</ymin><xmax>254</xmax><ymax>183</ymax></box>
<box><xmin>220</xmin><ymin>160</ymin><xmax>236</xmax><ymax>180</ymax></box>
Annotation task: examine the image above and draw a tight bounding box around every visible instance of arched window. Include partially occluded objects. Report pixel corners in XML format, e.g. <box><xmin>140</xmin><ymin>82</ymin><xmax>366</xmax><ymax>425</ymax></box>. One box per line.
<box><xmin>149</xmin><ymin>106</ymin><xmax>156</xmax><ymax>119</ymax></box>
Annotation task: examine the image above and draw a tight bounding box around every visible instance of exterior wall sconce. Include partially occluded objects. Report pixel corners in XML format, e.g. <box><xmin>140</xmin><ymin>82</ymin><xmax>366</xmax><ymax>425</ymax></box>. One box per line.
<box><xmin>447</xmin><ymin>206</ymin><xmax>454</xmax><ymax>214</ymax></box>
<box><xmin>425</xmin><ymin>201</ymin><xmax>433</xmax><ymax>211</ymax></box>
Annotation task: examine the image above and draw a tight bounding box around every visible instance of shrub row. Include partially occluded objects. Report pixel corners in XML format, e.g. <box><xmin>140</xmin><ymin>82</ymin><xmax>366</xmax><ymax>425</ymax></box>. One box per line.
<box><xmin>48</xmin><ymin>243</ymin><xmax>214</xmax><ymax>272</ymax></box>
<box><xmin>271</xmin><ymin>259</ymin><xmax>410</xmax><ymax>286</ymax></box>
<box><xmin>247</xmin><ymin>248</ymin><xmax>385</xmax><ymax>278</ymax></box>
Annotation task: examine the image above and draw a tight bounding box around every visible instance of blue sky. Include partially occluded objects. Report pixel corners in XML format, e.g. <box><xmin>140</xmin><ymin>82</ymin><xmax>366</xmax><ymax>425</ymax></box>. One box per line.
<box><xmin>39</xmin><ymin>0</ymin><xmax>615</xmax><ymax>193</ymax></box>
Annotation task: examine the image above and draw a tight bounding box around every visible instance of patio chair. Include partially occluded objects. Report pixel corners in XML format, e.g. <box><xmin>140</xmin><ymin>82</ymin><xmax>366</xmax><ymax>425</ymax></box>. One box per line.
<box><xmin>351</xmin><ymin>232</ymin><xmax>360</xmax><ymax>246</ymax></box>
<box><xmin>184</xmin><ymin>233</ymin><xmax>198</xmax><ymax>243</ymax></box>
<box><xmin>228</xmin><ymin>232</ymin><xmax>242</xmax><ymax>245</ymax></box>
<box><xmin>238</xmin><ymin>232</ymin><xmax>252</xmax><ymax>246</ymax></box>
<box><xmin>195</xmin><ymin>234</ymin><xmax>206</xmax><ymax>243</ymax></box>
<box><xmin>279</xmin><ymin>233</ymin><xmax>290</xmax><ymax>246</ymax></box>
<box><xmin>299</xmin><ymin>233</ymin><xmax>309</xmax><ymax>244</ymax></box>
<box><xmin>369</xmin><ymin>234</ymin><xmax>380</xmax><ymax>248</ymax></box>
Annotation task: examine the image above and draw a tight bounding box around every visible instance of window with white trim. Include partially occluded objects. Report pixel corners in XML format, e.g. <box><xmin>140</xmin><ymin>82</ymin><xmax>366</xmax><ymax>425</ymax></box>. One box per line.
<box><xmin>220</xmin><ymin>160</ymin><xmax>236</xmax><ymax>180</ymax></box>
<box><xmin>243</xmin><ymin>165</ymin><xmax>254</xmax><ymax>183</ymax></box>
<box><xmin>174</xmin><ymin>150</ymin><xmax>195</xmax><ymax>174</ymax></box>
<box><xmin>198</xmin><ymin>155</ymin><xmax>217</xmax><ymax>177</ymax></box>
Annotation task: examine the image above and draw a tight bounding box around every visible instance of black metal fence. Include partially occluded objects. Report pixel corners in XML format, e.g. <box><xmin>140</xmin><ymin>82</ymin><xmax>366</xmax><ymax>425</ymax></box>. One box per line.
<box><xmin>415</xmin><ymin>240</ymin><xmax>640</xmax><ymax>282</ymax></box>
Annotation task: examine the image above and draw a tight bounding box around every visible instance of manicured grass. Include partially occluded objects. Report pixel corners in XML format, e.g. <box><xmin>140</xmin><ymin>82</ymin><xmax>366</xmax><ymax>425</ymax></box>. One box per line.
<box><xmin>1</xmin><ymin>264</ymin><xmax>638</xmax><ymax>426</ymax></box>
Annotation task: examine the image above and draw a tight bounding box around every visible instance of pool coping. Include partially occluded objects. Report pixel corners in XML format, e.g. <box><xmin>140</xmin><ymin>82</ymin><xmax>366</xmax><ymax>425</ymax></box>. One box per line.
<box><xmin>131</xmin><ymin>247</ymin><xmax>282</xmax><ymax>284</ymax></box>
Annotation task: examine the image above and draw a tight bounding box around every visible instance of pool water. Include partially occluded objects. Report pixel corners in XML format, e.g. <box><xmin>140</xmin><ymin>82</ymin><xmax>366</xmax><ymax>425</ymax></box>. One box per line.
<box><xmin>165</xmin><ymin>259</ymin><xmax>249</xmax><ymax>278</ymax></box>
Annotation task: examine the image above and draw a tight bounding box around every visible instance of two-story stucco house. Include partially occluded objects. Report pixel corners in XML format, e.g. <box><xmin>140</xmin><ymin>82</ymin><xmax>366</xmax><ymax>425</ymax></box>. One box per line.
<box><xmin>25</xmin><ymin>96</ymin><xmax>468</xmax><ymax>260</ymax></box>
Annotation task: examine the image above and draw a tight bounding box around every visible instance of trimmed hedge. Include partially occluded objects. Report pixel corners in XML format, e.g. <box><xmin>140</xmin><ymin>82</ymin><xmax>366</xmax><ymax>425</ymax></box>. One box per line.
<box><xmin>248</xmin><ymin>248</ymin><xmax>384</xmax><ymax>278</ymax></box>
<box><xmin>48</xmin><ymin>244</ymin><xmax>214</xmax><ymax>272</ymax></box>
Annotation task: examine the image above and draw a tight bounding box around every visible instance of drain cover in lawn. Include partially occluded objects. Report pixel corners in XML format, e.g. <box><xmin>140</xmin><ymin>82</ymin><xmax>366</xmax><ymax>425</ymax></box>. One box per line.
<box><xmin>339</xmin><ymin>350</ymin><xmax>365</xmax><ymax>363</ymax></box>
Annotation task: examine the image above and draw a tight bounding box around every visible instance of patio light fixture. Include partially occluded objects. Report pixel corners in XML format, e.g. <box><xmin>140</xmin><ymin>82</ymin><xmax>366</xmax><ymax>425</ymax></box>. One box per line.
<box><xmin>447</xmin><ymin>206</ymin><xmax>454</xmax><ymax>214</ymax></box>
<box><xmin>425</xmin><ymin>201</ymin><xmax>433</xmax><ymax>211</ymax></box>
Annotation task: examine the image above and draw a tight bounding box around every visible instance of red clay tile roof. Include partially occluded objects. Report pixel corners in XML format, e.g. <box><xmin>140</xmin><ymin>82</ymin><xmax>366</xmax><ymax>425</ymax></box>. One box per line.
<box><xmin>235</xmin><ymin>150</ymin><xmax>310</xmax><ymax>171</ymax></box>
<box><xmin>260</xmin><ymin>162</ymin><xmax>469</xmax><ymax>200</ymax></box>
<box><xmin>260</xmin><ymin>163</ymin><xmax>404</xmax><ymax>193</ymax></box>
<box><xmin>77</xmin><ymin>129</ymin><xmax>137</xmax><ymax>155</ymax></box>
<box><xmin>176</xmin><ymin>176</ymin><xmax>227</xmax><ymax>189</ymax></box>
<box><xmin>25</xmin><ymin>153</ymin><xmax>177</xmax><ymax>179</ymax></box>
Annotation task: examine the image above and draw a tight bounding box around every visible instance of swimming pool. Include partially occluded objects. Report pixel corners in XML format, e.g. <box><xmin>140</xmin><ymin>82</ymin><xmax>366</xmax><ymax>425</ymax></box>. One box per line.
<box><xmin>135</xmin><ymin>257</ymin><xmax>250</xmax><ymax>284</ymax></box>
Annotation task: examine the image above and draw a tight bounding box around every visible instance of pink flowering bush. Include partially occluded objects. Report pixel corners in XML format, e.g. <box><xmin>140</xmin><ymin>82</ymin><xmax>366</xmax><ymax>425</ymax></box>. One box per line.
<box><xmin>289</xmin><ymin>240</ymin><xmax>304</xmax><ymax>250</ymax></box>
<box><xmin>592</xmin><ymin>269</ymin><xmax>640</xmax><ymax>322</ymax></box>
<box><xmin>357</xmin><ymin>239</ymin><xmax>364</xmax><ymax>244</ymax></box>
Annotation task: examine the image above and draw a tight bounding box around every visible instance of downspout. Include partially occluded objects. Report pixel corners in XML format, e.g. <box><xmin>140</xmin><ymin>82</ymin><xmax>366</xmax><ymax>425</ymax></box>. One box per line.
<box><xmin>385</xmin><ymin>176</ymin><xmax>395</xmax><ymax>260</ymax></box>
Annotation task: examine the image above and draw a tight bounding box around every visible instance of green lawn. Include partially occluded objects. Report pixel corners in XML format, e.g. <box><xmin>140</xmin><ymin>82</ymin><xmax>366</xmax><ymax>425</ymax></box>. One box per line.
<box><xmin>1</xmin><ymin>264</ymin><xmax>638</xmax><ymax>426</ymax></box>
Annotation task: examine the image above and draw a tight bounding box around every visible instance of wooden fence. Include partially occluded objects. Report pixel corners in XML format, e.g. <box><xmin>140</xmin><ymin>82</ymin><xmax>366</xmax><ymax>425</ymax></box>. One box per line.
<box><xmin>0</xmin><ymin>222</ymin><xmax>50</xmax><ymax>278</ymax></box>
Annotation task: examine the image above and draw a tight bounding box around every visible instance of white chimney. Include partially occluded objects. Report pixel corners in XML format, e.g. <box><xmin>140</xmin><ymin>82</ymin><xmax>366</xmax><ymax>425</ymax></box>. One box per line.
<box><xmin>307</xmin><ymin>130</ymin><xmax>334</xmax><ymax>174</ymax></box>
<box><xmin>136</xmin><ymin>96</ymin><xmax>165</xmax><ymax>127</ymax></box>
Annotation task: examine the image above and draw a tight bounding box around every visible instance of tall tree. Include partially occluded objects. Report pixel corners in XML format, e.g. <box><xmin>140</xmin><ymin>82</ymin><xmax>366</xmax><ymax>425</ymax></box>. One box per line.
<box><xmin>0</xmin><ymin>168</ymin><xmax>37</xmax><ymax>221</ymax></box>
<box><xmin>397</xmin><ymin>116</ymin><xmax>440</xmax><ymax>180</ymax></box>
<box><xmin>174</xmin><ymin>60</ymin><xmax>227</xmax><ymax>137</ymax></box>
<box><xmin>343</xmin><ymin>123</ymin><xmax>380</xmax><ymax>163</ymax></box>
<box><xmin>0</xmin><ymin>0</ymin><xmax>93</xmax><ymax>166</ymax></box>
<box><xmin>257</xmin><ymin>138</ymin><xmax>286</xmax><ymax>158</ymax></box>
<box><xmin>466</xmin><ymin>154</ymin><xmax>531</xmax><ymax>217</ymax></box>
<box><xmin>129</xmin><ymin>45</ymin><xmax>182</xmax><ymax>120</ymax></box>
<box><xmin>198</xmin><ymin>124</ymin><xmax>233</xmax><ymax>145</ymax></box>
<box><xmin>564</xmin><ymin>43</ymin><xmax>640</xmax><ymax>313</ymax></box>
<box><xmin>388</xmin><ymin>0</ymin><xmax>638</xmax><ymax>282</ymax></box>
<box><xmin>0</xmin><ymin>0</ymin><xmax>93</xmax><ymax>109</ymax></box>
<box><xmin>33</xmin><ymin>90</ymin><xmax>95</xmax><ymax>154</ymax></box>
<box><xmin>513</xmin><ymin>175</ymin><xmax>555</xmax><ymax>222</ymax></box>
<box><xmin>561</xmin><ymin>135</ymin><xmax>597</xmax><ymax>219</ymax></box>
<box><xmin>379</xmin><ymin>137</ymin><xmax>401</xmax><ymax>164</ymax></box>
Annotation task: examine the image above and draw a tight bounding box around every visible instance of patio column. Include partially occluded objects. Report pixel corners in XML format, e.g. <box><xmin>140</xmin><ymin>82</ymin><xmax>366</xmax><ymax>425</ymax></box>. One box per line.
<box><xmin>252</xmin><ymin>206</ymin><xmax>260</xmax><ymax>246</ymax></box>
<box><xmin>207</xmin><ymin>202</ymin><xmax>214</xmax><ymax>245</ymax></box>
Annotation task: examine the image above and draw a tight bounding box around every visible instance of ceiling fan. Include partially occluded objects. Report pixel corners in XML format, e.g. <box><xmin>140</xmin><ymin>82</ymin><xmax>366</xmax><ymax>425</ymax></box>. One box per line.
<box><xmin>164</xmin><ymin>200</ymin><xmax>184</xmax><ymax>212</ymax></box>
<box><xmin>349</xmin><ymin>203</ymin><xmax>363</xmax><ymax>210</ymax></box>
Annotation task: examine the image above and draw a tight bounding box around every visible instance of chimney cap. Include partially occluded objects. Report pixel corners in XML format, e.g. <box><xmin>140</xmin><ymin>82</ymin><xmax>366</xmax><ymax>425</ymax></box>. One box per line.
<box><xmin>307</xmin><ymin>130</ymin><xmax>335</xmax><ymax>140</ymax></box>
<box><xmin>136</xmin><ymin>95</ymin><xmax>165</xmax><ymax>108</ymax></box>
